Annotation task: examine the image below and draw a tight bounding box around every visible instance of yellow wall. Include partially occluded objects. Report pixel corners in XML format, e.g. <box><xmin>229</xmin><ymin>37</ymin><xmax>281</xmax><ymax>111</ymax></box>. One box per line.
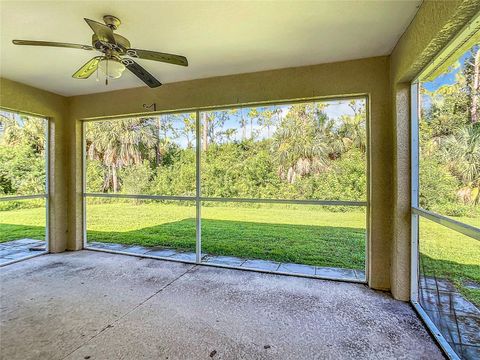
<box><xmin>389</xmin><ymin>0</ymin><xmax>480</xmax><ymax>300</ymax></box>
<box><xmin>1</xmin><ymin>0</ymin><xmax>478</xmax><ymax>299</ymax></box>
<box><xmin>68</xmin><ymin>56</ymin><xmax>393</xmax><ymax>291</ymax></box>
<box><xmin>0</xmin><ymin>78</ymin><xmax>69</xmax><ymax>253</ymax></box>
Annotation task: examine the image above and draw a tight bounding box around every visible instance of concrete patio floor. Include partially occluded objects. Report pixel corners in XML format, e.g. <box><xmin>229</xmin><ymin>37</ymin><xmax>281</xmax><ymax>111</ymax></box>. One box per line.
<box><xmin>0</xmin><ymin>250</ymin><xmax>443</xmax><ymax>360</ymax></box>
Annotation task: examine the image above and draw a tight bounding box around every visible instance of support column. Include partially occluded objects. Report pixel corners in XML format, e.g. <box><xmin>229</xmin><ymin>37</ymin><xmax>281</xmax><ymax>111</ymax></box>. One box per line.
<box><xmin>65</xmin><ymin>111</ymin><xmax>84</xmax><ymax>251</ymax></box>
<box><xmin>390</xmin><ymin>83</ymin><xmax>412</xmax><ymax>300</ymax></box>
<box><xmin>48</xmin><ymin>113</ymin><xmax>69</xmax><ymax>253</ymax></box>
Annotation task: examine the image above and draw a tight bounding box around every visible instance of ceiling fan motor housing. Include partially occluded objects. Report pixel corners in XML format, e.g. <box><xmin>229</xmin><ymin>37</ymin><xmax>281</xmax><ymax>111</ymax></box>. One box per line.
<box><xmin>92</xmin><ymin>33</ymin><xmax>131</xmax><ymax>54</ymax></box>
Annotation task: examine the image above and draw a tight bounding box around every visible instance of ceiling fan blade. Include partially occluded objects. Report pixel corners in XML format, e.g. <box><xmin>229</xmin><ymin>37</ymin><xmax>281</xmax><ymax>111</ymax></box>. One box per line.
<box><xmin>126</xmin><ymin>48</ymin><xmax>188</xmax><ymax>67</ymax></box>
<box><xmin>121</xmin><ymin>58</ymin><xmax>161</xmax><ymax>88</ymax></box>
<box><xmin>84</xmin><ymin>18</ymin><xmax>116</xmax><ymax>45</ymax></box>
<box><xmin>12</xmin><ymin>40</ymin><xmax>94</xmax><ymax>51</ymax></box>
<box><xmin>72</xmin><ymin>56</ymin><xmax>103</xmax><ymax>79</ymax></box>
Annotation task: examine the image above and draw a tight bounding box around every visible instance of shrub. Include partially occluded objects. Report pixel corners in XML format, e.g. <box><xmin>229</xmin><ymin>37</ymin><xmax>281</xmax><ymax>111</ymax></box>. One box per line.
<box><xmin>86</xmin><ymin>160</ymin><xmax>105</xmax><ymax>193</ymax></box>
<box><xmin>419</xmin><ymin>157</ymin><xmax>459</xmax><ymax>213</ymax></box>
<box><xmin>0</xmin><ymin>144</ymin><xmax>45</xmax><ymax>195</ymax></box>
<box><xmin>120</xmin><ymin>161</ymin><xmax>153</xmax><ymax>195</ymax></box>
<box><xmin>152</xmin><ymin>149</ymin><xmax>195</xmax><ymax>196</ymax></box>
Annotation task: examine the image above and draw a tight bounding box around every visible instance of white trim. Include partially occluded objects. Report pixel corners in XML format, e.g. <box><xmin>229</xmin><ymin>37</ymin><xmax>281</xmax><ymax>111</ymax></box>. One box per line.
<box><xmin>411</xmin><ymin>302</ymin><xmax>461</xmax><ymax>360</ymax></box>
<box><xmin>0</xmin><ymin>194</ymin><xmax>46</xmax><ymax>201</ymax></box>
<box><xmin>45</xmin><ymin>118</ymin><xmax>50</xmax><ymax>252</ymax></box>
<box><xmin>82</xmin><ymin>121</ymin><xmax>87</xmax><ymax>249</ymax></box>
<box><xmin>84</xmin><ymin>193</ymin><xmax>366</xmax><ymax>206</ymax></box>
<box><xmin>413</xmin><ymin>207</ymin><xmax>480</xmax><ymax>240</ymax></box>
<box><xmin>200</xmin><ymin>197</ymin><xmax>366</xmax><ymax>206</ymax></box>
<box><xmin>364</xmin><ymin>94</ymin><xmax>371</xmax><ymax>283</ymax></box>
<box><xmin>81</xmin><ymin>96</ymin><xmax>370</xmax><ymax>282</ymax></box>
<box><xmin>410</xmin><ymin>82</ymin><xmax>420</xmax><ymax>302</ymax></box>
<box><xmin>195</xmin><ymin>110</ymin><xmax>201</xmax><ymax>264</ymax></box>
<box><xmin>84</xmin><ymin>193</ymin><xmax>195</xmax><ymax>201</ymax></box>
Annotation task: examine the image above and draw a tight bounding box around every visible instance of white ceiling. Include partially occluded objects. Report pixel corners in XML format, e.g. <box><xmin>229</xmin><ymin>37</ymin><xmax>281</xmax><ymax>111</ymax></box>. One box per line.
<box><xmin>0</xmin><ymin>1</ymin><xmax>421</xmax><ymax>97</ymax></box>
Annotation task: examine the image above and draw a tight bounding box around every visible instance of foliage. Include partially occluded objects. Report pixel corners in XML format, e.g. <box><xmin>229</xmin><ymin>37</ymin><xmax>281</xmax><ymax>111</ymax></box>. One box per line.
<box><xmin>419</xmin><ymin>158</ymin><xmax>459</xmax><ymax>211</ymax></box>
<box><xmin>0</xmin><ymin>114</ymin><xmax>46</xmax><ymax>196</ymax></box>
<box><xmin>86</xmin><ymin>160</ymin><xmax>104</xmax><ymax>193</ymax></box>
<box><xmin>419</xmin><ymin>45</ymin><xmax>480</xmax><ymax>215</ymax></box>
<box><xmin>120</xmin><ymin>160</ymin><xmax>153</xmax><ymax>195</ymax></box>
<box><xmin>1</xmin><ymin>47</ymin><xmax>479</xmax><ymax>221</ymax></box>
<box><xmin>86</xmin><ymin>118</ymin><xmax>156</xmax><ymax>193</ymax></box>
<box><xmin>152</xmin><ymin>148</ymin><xmax>196</xmax><ymax>196</ymax></box>
<box><xmin>272</xmin><ymin>103</ymin><xmax>342</xmax><ymax>183</ymax></box>
<box><xmin>83</xmin><ymin>101</ymin><xmax>368</xmax><ymax>205</ymax></box>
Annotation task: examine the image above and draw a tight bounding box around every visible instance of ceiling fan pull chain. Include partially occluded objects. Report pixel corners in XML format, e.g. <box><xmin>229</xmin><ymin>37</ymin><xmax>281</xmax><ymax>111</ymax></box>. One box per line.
<box><xmin>105</xmin><ymin>59</ymin><xmax>109</xmax><ymax>85</ymax></box>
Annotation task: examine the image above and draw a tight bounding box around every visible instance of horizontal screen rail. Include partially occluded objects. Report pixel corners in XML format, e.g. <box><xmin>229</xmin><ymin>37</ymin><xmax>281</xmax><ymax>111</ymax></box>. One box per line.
<box><xmin>84</xmin><ymin>193</ymin><xmax>195</xmax><ymax>201</ymax></box>
<box><xmin>84</xmin><ymin>193</ymin><xmax>366</xmax><ymax>206</ymax></box>
<box><xmin>201</xmin><ymin>197</ymin><xmax>366</xmax><ymax>206</ymax></box>
<box><xmin>412</xmin><ymin>206</ymin><xmax>479</xmax><ymax>241</ymax></box>
<box><xmin>0</xmin><ymin>194</ymin><xmax>47</xmax><ymax>201</ymax></box>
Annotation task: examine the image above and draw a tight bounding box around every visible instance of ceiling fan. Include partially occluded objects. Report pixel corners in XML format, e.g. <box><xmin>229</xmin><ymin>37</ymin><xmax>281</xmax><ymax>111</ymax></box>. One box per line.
<box><xmin>12</xmin><ymin>15</ymin><xmax>189</xmax><ymax>88</ymax></box>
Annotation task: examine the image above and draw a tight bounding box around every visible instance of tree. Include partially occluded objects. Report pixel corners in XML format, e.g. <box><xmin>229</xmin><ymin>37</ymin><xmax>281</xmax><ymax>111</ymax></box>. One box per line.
<box><xmin>86</xmin><ymin>118</ymin><xmax>156</xmax><ymax>193</ymax></box>
<box><xmin>249</xmin><ymin>106</ymin><xmax>278</xmax><ymax>139</ymax></box>
<box><xmin>201</xmin><ymin>109</ymin><xmax>239</xmax><ymax>149</ymax></box>
<box><xmin>178</xmin><ymin>113</ymin><xmax>196</xmax><ymax>148</ymax></box>
<box><xmin>1</xmin><ymin>113</ymin><xmax>46</xmax><ymax>153</ymax></box>
<box><xmin>439</xmin><ymin>124</ymin><xmax>480</xmax><ymax>204</ymax></box>
<box><xmin>272</xmin><ymin>103</ymin><xmax>343</xmax><ymax>183</ymax></box>
<box><xmin>471</xmin><ymin>48</ymin><xmax>479</xmax><ymax>123</ymax></box>
<box><xmin>0</xmin><ymin>113</ymin><xmax>46</xmax><ymax>195</ymax></box>
<box><xmin>419</xmin><ymin>44</ymin><xmax>480</xmax><ymax>210</ymax></box>
<box><xmin>202</xmin><ymin>112</ymin><xmax>209</xmax><ymax>151</ymax></box>
<box><xmin>462</xmin><ymin>46</ymin><xmax>480</xmax><ymax>123</ymax></box>
<box><xmin>338</xmin><ymin>100</ymin><xmax>367</xmax><ymax>153</ymax></box>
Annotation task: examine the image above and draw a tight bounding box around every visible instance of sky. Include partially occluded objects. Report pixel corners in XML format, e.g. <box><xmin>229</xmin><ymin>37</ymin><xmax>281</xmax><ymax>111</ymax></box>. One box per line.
<box><xmin>421</xmin><ymin>46</ymin><xmax>476</xmax><ymax>109</ymax></box>
<box><xmin>0</xmin><ymin>110</ymin><xmax>43</xmax><ymax>136</ymax></box>
<box><xmin>153</xmin><ymin>98</ymin><xmax>365</xmax><ymax>148</ymax></box>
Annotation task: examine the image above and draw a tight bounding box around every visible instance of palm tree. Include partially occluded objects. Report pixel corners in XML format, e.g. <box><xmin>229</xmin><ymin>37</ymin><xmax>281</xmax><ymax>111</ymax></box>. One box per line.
<box><xmin>86</xmin><ymin>118</ymin><xmax>156</xmax><ymax>192</ymax></box>
<box><xmin>440</xmin><ymin>124</ymin><xmax>480</xmax><ymax>204</ymax></box>
<box><xmin>0</xmin><ymin>113</ymin><xmax>46</xmax><ymax>153</ymax></box>
<box><xmin>272</xmin><ymin>103</ymin><xmax>343</xmax><ymax>183</ymax></box>
<box><xmin>338</xmin><ymin>101</ymin><xmax>367</xmax><ymax>152</ymax></box>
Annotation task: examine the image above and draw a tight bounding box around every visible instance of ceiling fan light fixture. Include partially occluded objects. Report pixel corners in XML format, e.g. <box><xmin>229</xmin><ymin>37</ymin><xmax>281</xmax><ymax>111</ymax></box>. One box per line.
<box><xmin>98</xmin><ymin>58</ymin><xmax>125</xmax><ymax>79</ymax></box>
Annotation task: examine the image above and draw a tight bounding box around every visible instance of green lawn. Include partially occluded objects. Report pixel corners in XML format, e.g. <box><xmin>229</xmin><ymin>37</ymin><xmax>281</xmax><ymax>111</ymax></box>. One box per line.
<box><xmin>87</xmin><ymin>201</ymin><xmax>366</xmax><ymax>269</ymax></box>
<box><xmin>0</xmin><ymin>201</ymin><xmax>478</xmax><ymax>305</ymax></box>
<box><xmin>419</xmin><ymin>217</ymin><xmax>480</xmax><ymax>306</ymax></box>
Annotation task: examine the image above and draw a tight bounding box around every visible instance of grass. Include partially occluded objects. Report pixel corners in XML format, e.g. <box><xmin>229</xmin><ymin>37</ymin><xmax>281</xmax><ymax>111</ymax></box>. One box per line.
<box><xmin>418</xmin><ymin>217</ymin><xmax>480</xmax><ymax>306</ymax></box>
<box><xmin>86</xmin><ymin>201</ymin><xmax>366</xmax><ymax>269</ymax></box>
<box><xmin>0</xmin><ymin>201</ymin><xmax>478</xmax><ymax>305</ymax></box>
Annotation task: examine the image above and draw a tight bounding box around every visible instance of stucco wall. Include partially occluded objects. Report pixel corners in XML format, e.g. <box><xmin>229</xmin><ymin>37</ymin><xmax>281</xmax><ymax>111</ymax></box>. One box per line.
<box><xmin>68</xmin><ymin>56</ymin><xmax>392</xmax><ymax>291</ymax></box>
<box><xmin>389</xmin><ymin>0</ymin><xmax>480</xmax><ymax>300</ymax></box>
<box><xmin>0</xmin><ymin>56</ymin><xmax>394</xmax><ymax>291</ymax></box>
<box><xmin>1</xmin><ymin>0</ymin><xmax>478</xmax><ymax>300</ymax></box>
<box><xmin>0</xmin><ymin>78</ymin><xmax>69</xmax><ymax>253</ymax></box>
